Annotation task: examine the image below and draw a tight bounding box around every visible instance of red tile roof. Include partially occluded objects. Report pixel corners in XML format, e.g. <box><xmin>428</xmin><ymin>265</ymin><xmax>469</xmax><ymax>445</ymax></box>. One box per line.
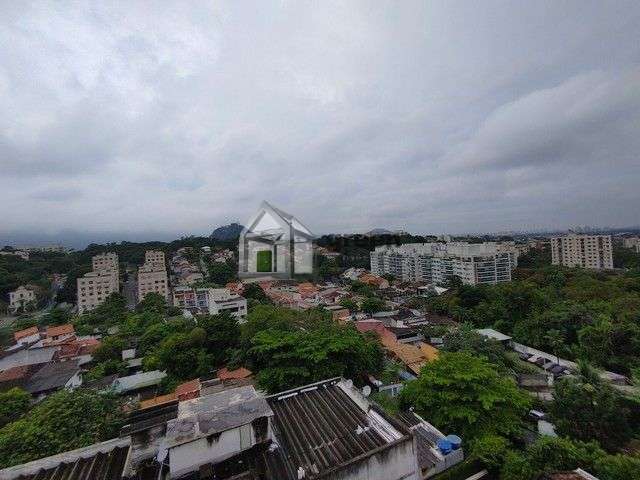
<box><xmin>0</xmin><ymin>365</ymin><xmax>31</xmax><ymax>382</ymax></box>
<box><xmin>46</xmin><ymin>324</ymin><xmax>75</xmax><ymax>338</ymax></box>
<box><xmin>14</xmin><ymin>326</ymin><xmax>39</xmax><ymax>341</ymax></box>
<box><xmin>174</xmin><ymin>378</ymin><xmax>200</xmax><ymax>400</ymax></box>
<box><xmin>218</xmin><ymin>367</ymin><xmax>253</xmax><ymax>381</ymax></box>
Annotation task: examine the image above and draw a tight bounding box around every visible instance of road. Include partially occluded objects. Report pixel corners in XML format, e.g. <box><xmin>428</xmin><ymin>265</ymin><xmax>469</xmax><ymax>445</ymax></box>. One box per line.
<box><xmin>123</xmin><ymin>272</ymin><xmax>137</xmax><ymax>310</ymax></box>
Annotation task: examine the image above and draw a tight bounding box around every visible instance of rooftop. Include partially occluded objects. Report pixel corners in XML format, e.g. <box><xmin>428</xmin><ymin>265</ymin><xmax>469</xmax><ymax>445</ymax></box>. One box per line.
<box><xmin>0</xmin><ymin>437</ymin><xmax>130</xmax><ymax>480</ymax></box>
<box><xmin>24</xmin><ymin>360</ymin><xmax>80</xmax><ymax>394</ymax></box>
<box><xmin>266</xmin><ymin>378</ymin><xmax>406</xmax><ymax>478</ymax></box>
<box><xmin>13</xmin><ymin>326</ymin><xmax>39</xmax><ymax>342</ymax></box>
<box><xmin>45</xmin><ymin>324</ymin><xmax>75</xmax><ymax>338</ymax></box>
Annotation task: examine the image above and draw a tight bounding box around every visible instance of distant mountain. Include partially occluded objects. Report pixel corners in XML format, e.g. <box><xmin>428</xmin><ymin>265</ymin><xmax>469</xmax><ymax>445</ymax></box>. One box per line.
<box><xmin>364</xmin><ymin>228</ymin><xmax>393</xmax><ymax>236</ymax></box>
<box><xmin>210</xmin><ymin>223</ymin><xmax>244</xmax><ymax>241</ymax></box>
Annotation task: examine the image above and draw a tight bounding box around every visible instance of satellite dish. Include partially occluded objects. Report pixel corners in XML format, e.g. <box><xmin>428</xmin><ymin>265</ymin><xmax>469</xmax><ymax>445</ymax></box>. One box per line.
<box><xmin>362</xmin><ymin>385</ymin><xmax>372</xmax><ymax>397</ymax></box>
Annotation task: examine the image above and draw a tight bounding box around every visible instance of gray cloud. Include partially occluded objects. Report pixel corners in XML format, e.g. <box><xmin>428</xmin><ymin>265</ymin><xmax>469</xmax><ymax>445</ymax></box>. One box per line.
<box><xmin>1</xmin><ymin>1</ymin><xmax>639</xmax><ymax>242</ymax></box>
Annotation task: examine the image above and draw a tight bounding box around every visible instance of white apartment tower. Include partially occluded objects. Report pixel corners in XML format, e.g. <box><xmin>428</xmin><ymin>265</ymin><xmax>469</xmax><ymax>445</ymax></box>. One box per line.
<box><xmin>371</xmin><ymin>242</ymin><xmax>518</xmax><ymax>286</ymax></box>
<box><xmin>551</xmin><ymin>234</ymin><xmax>613</xmax><ymax>270</ymax></box>
<box><xmin>137</xmin><ymin>250</ymin><xmax>169</xmax><ymax>302</ymax></box>
<box><xmin>77</xmin><ymin>252</ymin><xmax>120</xmax><ymax>314</ymax></box>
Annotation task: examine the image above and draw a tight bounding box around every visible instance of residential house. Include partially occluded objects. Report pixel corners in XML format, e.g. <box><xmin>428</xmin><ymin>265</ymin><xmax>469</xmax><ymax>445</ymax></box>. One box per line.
<box><xmin>13</xmin><ymin>326</ymin><xmax>41</xmax><ymax>346</ymax></box>
<box><xmin>8</xmin><ymin>286</ymin><xmax>36</xmax><ymax>314</ymax></box>
<box><xmin>45</xmin><ymin>324</ymin><xmax>75</xmax><ymax>343</ymax></box>
<box><xmin>24</xmin><ymin>360</ymin><xmax>82</xmax><ymax>400</ymax></box>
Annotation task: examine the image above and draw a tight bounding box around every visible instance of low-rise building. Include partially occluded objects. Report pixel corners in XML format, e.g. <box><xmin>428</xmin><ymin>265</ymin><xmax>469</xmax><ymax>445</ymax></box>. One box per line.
<box><xmin>13</xmin><ymin>326</ymin><xmax>41</xmax><ymax>346</ymax></box>
<box><xmin>172</xmin><ymin>287</ymin><xmax>247</xmax><ymax>320</ymax></box>
<box><xmin>8</xmin><ymin>286</ymin><xmax>36</xmax><ymax>314</ymax></box>
<box><xmin>45</xmin><ymin>323</ymin><xmax>75</xmax><ymax>343</ymax></box>
<box><xmin>551</xmin><ymin>234</ymin><xmax>613</xmax><ymax>270</ymax></box>
<box><xmin>24</xmin><ymin>360</ymin><xmax>82</xmax><ymax>400</ymax></box>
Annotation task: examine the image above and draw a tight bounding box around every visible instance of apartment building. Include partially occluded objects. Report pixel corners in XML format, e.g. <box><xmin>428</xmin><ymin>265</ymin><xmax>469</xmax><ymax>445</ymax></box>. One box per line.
<box><xmin>551</xmin><ymin>234</ymin><xmax>613</xmax><ymax>270</ymax></box>
<box><xmin>9</xmin><ymin>286</ymin><xmax>36</xmax><ymax>313</ymax></box>
<box><xmin>172</xmin><ymin>286</ymin><xmax>247</xmax><ymax>320</ymax></box>
<box><xmin>623</xmin><ymin>236</ymin><xmax>640</xmax><ymax>253</ymax></box>
<box><xmin>371</xmin><ymin>242</ymin><xmax>518</xmax><ymax>286</ymax></box>
<box><xmin>138</xmin><ymin>262</ymin><xmax>169</xmax><ymax>301</ymax></box>
<box><xmin>77</xmin><ymin>270</ymin><xmax>119</xmax><ymax>314</ymax></box>
<box><xmin>77</xmin><ymin>252</ymin><xmax>120</xmax><ymax>314</ymax></box>
<box><xmin>144</xmin><ymin>250</ymin><xmax>166</xmax><ymax>266</ymax></box>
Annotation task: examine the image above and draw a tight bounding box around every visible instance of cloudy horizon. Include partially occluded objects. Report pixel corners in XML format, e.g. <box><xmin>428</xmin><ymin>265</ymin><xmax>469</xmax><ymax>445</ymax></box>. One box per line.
<box><xmin>1</xmin><ymin>1</ymin><xmax>639</xmax><ymax>247</ymax></box>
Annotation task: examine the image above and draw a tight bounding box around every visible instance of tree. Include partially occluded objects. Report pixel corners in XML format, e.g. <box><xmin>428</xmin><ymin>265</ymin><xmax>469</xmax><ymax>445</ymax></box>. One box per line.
<box><xmin>41</xmin><ymin>307</ymin><xmax>72</xmax><ymax>326</ymax></box>
<box><xmin>0</xmin><ymin>388</ymin><xmax>30</xmax><ymax>428</ymax></box>
<box><xmin>207</xmin><ymin>261</ymin><xmax>236</xmax><ymax>285</ymax></box>
<box><xmin>248</xmin><ymin>321</ymin><xmax>383</xmax><ymax>393</ymax></box>
<box><xmin>0</xmin><ymin>389</ymin><xmax>124</xmax><ymax>468</ymax></box>
<box><xmin>441</xmin><ymin>323</ymin><xmax>510</xmax><ymax>371</ymax></box>
<box><xmin>242</xmin><ymin>283</ymin><xmax>271</xmax><ymax>304</ymax></box>
<box><xmin>196</xmin><ymin>312</ymin><xmax>241</xmax><ymax>364</ymax></box>
<box><xmin>470</xmin><ymin>434</ymin><xmax>510</xmax><ymax>470</ymax></box>
<box><xmin>399</xmin><ymin>352</ymin><xmax>531</xmax><ymax>441</ymax></box>
<box><xmin>361</xmin><ymin>296</ymin><xmax>386</xmax><ymax>314</ymax></box>
<box><xmin>92</xmin><ymin>336</ymin><xmax>126</xmax><ymax>363</ymax></box>
<box><xmin>549</xmin><ymin>363</ymin><xmax>632</xmax><ymax>451</ymax></box>
<box><xmin>136</xmin><ymin>292</ymin><xmax>167</xmax><ymax>315</ymax></box>
<box><xmin>146</xmin><ymin>329</ymin><xmax>215</xmax><ymax>380</ymax></box>
<box><xmin>339</xmin><ymin>297</ymin><xmax>358</xmax><ymax>312</ymax></box>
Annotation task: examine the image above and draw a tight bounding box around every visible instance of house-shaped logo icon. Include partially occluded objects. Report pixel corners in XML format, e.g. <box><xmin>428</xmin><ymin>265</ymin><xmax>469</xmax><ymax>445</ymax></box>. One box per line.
<box><xmin>238</xmin><ymin>201</ymin><xmax>314</xmax><ymax>279</ymax></box>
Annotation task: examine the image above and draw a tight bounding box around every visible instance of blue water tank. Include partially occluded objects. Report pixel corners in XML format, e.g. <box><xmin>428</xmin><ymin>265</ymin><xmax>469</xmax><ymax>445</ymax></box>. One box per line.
<box><xmin>437</xmin><ymin>438</ymin><xmax>452</xmax><ymax>454</ymax></box>
<box><xmin>446</xmin><ymin>434</ymin><xmax>462</xmax><ymax>450</ymax></box>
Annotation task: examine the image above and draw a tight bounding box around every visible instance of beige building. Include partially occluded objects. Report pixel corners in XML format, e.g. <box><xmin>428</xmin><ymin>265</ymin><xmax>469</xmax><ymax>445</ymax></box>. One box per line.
<box><xmin>138</xmin><ymin>262</ymin><xmax>169</xmax><ymax>302</ymax></box>
<box><xmin>622</xmin><ymin>237</ymin><xmax>640</xmax><ymax>253</ymax></box>
<box><xmin>92</xmin><ymin>252</ymin><xmax>119</xmax><ymax>272</ymax></box>
<box><xmin>172</xmin><ymin>287</ymin><xmax>247</xmax><ymax>320</ymax></box>
<box><xmin>9</xmin><ymin>286</ymin><xmax>36</xmax><ymax>313</ymax></box>
<box><xmin>551</xmin><ymin>234</ymin><xmax>613</xmax><ymax>270</ymax></box>
<box><xmin>77</xmin><ymin>270</ymin><xmax>119</xmax><ymax>313</ymax></box>
<box><xmin>144</xmin><ymin>250</ymin><xmax>166</xmax><ymax>266</ymax></box>
<box><xmin>77</xmin><ymin>252</ymin><xmax>120</xmax><ymax>314</ymax></box>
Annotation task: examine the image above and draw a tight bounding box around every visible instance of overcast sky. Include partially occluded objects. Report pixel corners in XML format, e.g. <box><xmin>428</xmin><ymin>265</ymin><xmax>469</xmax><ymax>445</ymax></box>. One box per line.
<box><xmin>1</xmin><ymin>1</ymin><xmax>639</xmax><ymax>246</ymax></box>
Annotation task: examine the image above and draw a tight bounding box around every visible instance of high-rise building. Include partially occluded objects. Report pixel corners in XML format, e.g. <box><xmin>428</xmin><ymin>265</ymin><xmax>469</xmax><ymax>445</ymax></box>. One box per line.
<box><xmin>137</xmin><ymin>255</ymin><xmax>169</xmax><ymax>302</ymax></box>
<box><xmin>371</xmin><ymin>242</ymin><xmax>518</xmax><ymax>285</ymax></box>
<box><xmin>551</xmin><ymin>234</ymin><xmax>613</xmax><ymax>270</ymax></box>
<box><xmin>77</xmin><ymin>252</ymin><xmax>120</xmax><ymax>314</ymax></box>
<box><xmin>144</xmin><ymin>250</ymin><xmax>166</xmax><ymax>266</ymax></box>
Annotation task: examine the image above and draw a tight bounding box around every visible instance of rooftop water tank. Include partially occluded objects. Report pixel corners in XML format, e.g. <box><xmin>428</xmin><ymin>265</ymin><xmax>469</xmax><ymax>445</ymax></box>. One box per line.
<box><xmin>446</xmin><ymin>434</ymin><xmax>462</xmax><ymax>450</ymax></box>
<box><xmin>437</xmin><ymin>438</ymin><xmax>452</xmax><ymax>455</ymax></box>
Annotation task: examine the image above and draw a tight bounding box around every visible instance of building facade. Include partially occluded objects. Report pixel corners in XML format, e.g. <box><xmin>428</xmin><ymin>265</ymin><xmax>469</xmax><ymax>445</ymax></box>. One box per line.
<box><xmin>138</xmin><ymin>262</ymin><xmax>169</xmax><ymax>301</ymax></box>
<box><xmin>77</xmin><ymin>252</ymin><xmax>120</xmax><ymax>314</ymax></box>
<box><xmin>622</xmin><ymin>236</ymin><xmax>640</xmax><ymax>253</ymax></box>
<box><xmin>371</xmin><ymin>242</ymin><xmax>518</xmax><ymax>285</ymax></box>
<box><xmin>551</xmin><ymin>234</ymin><xmax>613</xmax><ymax>270</ymax></box>
<box><xmin>172</xmin><ymin>287</ymin><xmax>247</xmax><ymax>320</ymax></box>
<box><xmin>144</xmin><ymin>250</ymin><xmax>166</xmax><ymax>266</ymax></box>
<box><xmin>9</xmin><ymin>286</ymin><xmax>36</xmax><ymax>313</ymax></box>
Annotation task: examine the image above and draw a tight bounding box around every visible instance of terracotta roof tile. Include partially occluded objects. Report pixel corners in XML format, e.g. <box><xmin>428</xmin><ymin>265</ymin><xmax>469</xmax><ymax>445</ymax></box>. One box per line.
<box><xmin>14</xmin><ymin>326</ymin><xmax>39</xmax><ymax>341</ymax></box>
<box><xmin>218</xmin><ymin>367</ymin><xmax>253</xmax><ymax>380</ymax></box>
<box><xmin>45</xmin><ymin>324</ymin><xmax>75</xmax><ymax>338</ymax></box>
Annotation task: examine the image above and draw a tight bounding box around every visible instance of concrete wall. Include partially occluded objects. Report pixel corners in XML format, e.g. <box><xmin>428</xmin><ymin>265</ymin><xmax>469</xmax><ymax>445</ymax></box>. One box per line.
<box><xmin>327</xmin><ymin>438</ymin><xmax>420</xmax><ymax>480</ymax></box>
